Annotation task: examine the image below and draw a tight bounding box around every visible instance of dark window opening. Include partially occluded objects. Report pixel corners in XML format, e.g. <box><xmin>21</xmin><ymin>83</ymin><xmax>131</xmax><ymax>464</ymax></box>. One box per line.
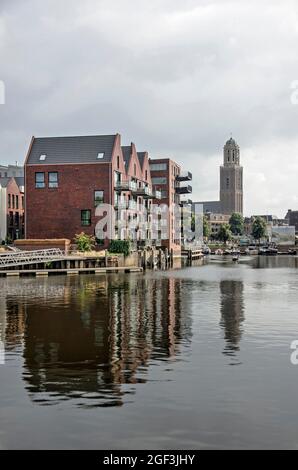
<box><xmin>35</xmin><ymin>172</ymin><xmax>45</xmax><ymax>188</ymax></box>
<box><xmin>49</xmin><ymin>172</ymin><xmax>58</xmax><ymax>188</ymax></box>
<box><xmin>81</xmin><ymin>210</ymin><xmax>91</xmax><ymax>226</ymax></box>
<box><xmin>94</xmin><ymin>190</ymin><xmax>104</xmax><ymax>207</ymax></box>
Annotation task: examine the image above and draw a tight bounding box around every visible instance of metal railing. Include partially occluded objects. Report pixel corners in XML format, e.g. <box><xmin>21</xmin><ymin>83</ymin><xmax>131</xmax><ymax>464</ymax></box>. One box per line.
<box><xmin>0</xmin><ymin>248</ymin><xmax>65</xmax><ymax>269</ymax></box>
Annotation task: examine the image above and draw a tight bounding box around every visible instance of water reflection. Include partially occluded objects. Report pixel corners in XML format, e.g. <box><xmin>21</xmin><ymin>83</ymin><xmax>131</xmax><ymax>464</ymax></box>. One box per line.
<box><xmin>220</xmin><ymin>280</ymin><xmax>245</xmax><ymax>360</ymax></box>
<box><xmin>2</xmin><ymin>275</ymin><xmax>192</xmax><ymax>408</ymax></box>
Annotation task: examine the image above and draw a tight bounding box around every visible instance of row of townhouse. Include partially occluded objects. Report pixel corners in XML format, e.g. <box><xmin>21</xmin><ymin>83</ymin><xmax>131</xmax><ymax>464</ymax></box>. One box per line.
<box><xmin>0</xmin><ymin>176</ymin><xmax>25</xmax><ymax>242</ymax></box>
<box><xmin>24</xmin><ymin>133</ymin><xmax>192</xmax><ymax>254</ymax></box>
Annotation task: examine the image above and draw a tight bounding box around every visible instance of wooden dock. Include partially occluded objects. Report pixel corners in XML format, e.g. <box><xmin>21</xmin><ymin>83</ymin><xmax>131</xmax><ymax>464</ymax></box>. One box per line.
<box><xmin>0</xmin><ymin>266</ymin><xmax>143</xmax><ymax>277</ymax></box>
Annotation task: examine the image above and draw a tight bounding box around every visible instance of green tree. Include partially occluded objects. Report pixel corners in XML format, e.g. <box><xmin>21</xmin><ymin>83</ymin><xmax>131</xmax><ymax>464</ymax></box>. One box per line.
<box><xmin>251</xmin><ymin>217</ymin><xmax>267</xmax><ymax>243</ymax></box>
<box><xmin>109</xmin><ymin>240</ymin><xmax>131</xmax><ymax>257</ymax></box>
<box><xmin>74</xmin><ymin>232</ymin><xmax>95</xmax><ymax>252</ymax></box>
<box><xmin>203</xmin><ymin>215</ymin><xmax>210</xmax><ymax>239</ymax></box>
<box><xmin>229</xmin><ymin>212</ymin><xmax>244</xmax><ymax>236</ymax></box>
<box><xmin>217</xmin><ymin>223</ymin><xmax>232</xmax><ymax>244</ymax></box>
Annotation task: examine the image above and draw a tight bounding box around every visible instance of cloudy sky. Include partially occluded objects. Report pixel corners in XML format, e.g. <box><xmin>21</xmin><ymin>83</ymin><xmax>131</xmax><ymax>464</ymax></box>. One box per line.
<box><xmin>0</xmin><ymin>0</ymin><xmax>298</xmax><ymax>217</ymax></box>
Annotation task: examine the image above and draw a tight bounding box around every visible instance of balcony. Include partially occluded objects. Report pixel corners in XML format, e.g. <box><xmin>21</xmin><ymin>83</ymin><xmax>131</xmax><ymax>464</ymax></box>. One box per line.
<box><xmin>128</xmin><ymin>200</ymin><xmax>137</xmax><ymax>210</ymax></box>
<box><xmin>153</xmin><ymin>189</ymin><xmax>162</xmax><ymax>199</ymax></box>
<box><xmin>134</xmin><ymin>185</ymin><xmax>154</xmax><ymax>199</ymax></box>
<box><xmin>176</xmin><ymin>171</ymin><xmax>192</xmax><ymax>182</ymax></box>
<box><xmin>176</xmin><ymin>185</ymin><xmax>192</xmax><ymax>194</ymax></box>
<box><xmin>114</xmin><ymin>200</ymin><xmax>128</xmax><ymax>210</ymax></box>
<box><xmin>180</xmin><ymin>199</ymin><xmax>193</xmax><ymax>206</ymax></box>
<box><xmin>115</xmin><ymin>180</ymin><xmax>137</xmax><ymax>192</ymax></box>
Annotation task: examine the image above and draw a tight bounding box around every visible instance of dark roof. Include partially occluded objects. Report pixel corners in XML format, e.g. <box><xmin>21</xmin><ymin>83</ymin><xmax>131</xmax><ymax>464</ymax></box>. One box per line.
<box><xmin>0</xmin><ymin>176</ymin><xmax>24</xmax><ymax>190</ymax></box>
<box><xmin>137</xmin><ymin>152</ymin><xmax>146</xmax><ymax>169</ymax></box>
<box><xmin>14</xmin><ymin>177</ymin><xmax>24</xmax><ymax>188</ymax></box>
<box><xmin>26</xmin><ymin>135</ymin><xmax>117</xmax><ymax>165</ymax></box>
<box><xmin>0</xmin><ymin>177</ymin><xmax>10</xmax><ymax>188</ymax></box>
<box><xmin>121</xmin><ymin>146</ymin><xmax>132</xmax><ymax>166</ymax></box>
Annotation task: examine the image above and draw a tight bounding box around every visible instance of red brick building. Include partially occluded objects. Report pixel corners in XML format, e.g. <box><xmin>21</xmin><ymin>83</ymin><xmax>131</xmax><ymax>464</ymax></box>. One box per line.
<box><xmin>149</xmin><ymin>158</ymin><xmax>192</xmax><ymax>254</ymax></box>
<box><xmin>0</xmin><ymin>177</ymin><xmax>24</xmax><ymax>242</ymax></box>
<box><xmin>24</xmin><ymin>133</ymin><xmax>192</xmax><ymax>253</ymax></box>
<box><xmin>25</xmin><ymin>134</ymin><xmax>160</xmax><ymax>246</ymax></box>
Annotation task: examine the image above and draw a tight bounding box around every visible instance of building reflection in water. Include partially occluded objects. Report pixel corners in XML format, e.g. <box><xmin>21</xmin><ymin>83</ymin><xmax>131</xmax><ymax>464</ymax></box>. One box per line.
<box><xmin>219</xmin><ymin>280</ymin><xmax>245</xmax><ymax>360</ymax></box>
<box><xmin>1</xmin><ymin>275</ymin><xmax>192</xmax><ymax>407</ymax></box>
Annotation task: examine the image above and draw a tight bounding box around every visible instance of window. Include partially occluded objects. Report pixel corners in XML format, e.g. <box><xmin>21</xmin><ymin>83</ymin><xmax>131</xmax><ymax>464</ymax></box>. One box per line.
<box><xmin>12</xmin><ymin>195</ymin><xmax>15</xmax><ymax>209</ymax></box>
<box><xmin>97</xmin><ymin>152</ymin><xmax>105</xmax><ymax>159</ymax></box>
<box><xmin>16</xmin><ymin>195</ymin><xmax>19</xmax><ymax>209</ymax></box>
<box><xmin>35</xmin><ymin>172</ymin><xmax>45</xmax><ymax>188</ymax></box>
<box><xmin>94</xmin><ymin>190</ymin><xmax>104</xmax><ymax>206</ymax></box>
<box><xmin>117</xmin><ymin>156</ymin><xmax>120</xmax><ymax>169</ymax></box>
<box><xmin>226</xmin><ymin>177</ymin><xmax>230</xmax><ymax>189</ymax></box>
<box><xmin>48</xmin><ymin>172</ymin><xmax>58</xmax><ymax>188</ymax></box>
<box><xmin>8</xmin><ymin>194</ymin><xmax>11</xmax><ymax>208</ymax></box>
<box><xmin>39</xmin><ymin>154</ymin><xmax>46</xmax><ymax>161</ymax></box>
<box><xmin>152</xmin><ymin>177</ymin><xmax>167</xmax><ymax>185</ymax></box>
<box><xmin>145</xmin><ymin>170</ymin><xmax>148</xmax><ymax>180</ymax></box>
<box><xmin>81</xmin><ymin>210</ymin><xmax>91</xmax><ymax>226</ymax></box>
<box><xmin>134</xmin><ymin>163</ymin><xmax>136</xmax><ymax>176</ymax></box>
<box><xmin>150</xmin><ymin>163</ymin><xmax>167</xmax><ymax>171</ymax></box>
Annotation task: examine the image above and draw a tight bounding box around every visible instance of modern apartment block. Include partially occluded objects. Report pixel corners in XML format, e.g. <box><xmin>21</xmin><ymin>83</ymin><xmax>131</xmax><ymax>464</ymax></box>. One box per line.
<box><xmin>0</xmin><ymin>177</ymin><xmax>24</xmax><ymax>242</ymax></box>
<box><xmin>149</xmin><ymin>158</ymin><xmax>192</xmax><ymax>254</ymax></box>
<box><xmin>24</xmin><ymin>134</ymin><xmax>192</xmax><ymax>253</ymax></box>
<box><xmin>25</xmin><ymin>134</ymin><xmax>162</xmax><ymax>246</ymax></box>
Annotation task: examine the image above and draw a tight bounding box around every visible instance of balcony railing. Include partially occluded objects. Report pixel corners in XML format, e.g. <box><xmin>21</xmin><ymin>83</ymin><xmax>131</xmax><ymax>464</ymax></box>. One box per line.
<box><xmin>115</xmin><ymin>181</ymin><xmax>137</xmax><ymax>192</ymax></box>
<box><xmin>176</xmin><ymin>185</ymin><xmax>192</xmax><ymax>194</ymax></box>
<box><xmin>128</xmin><ymin>200</ymin><xmax>137</xmax><ymax>210</ymax></box>
<box><xmin>180</xmin><ymin>199</ymin><xmax>193</xmax><ymax>206</ymax></box>
<box><xmin>114</xmin><ymin>200</ymin><xmax>128</xmax><ymax>210</ymax></box>
<box><xmin>176</xmin><ymin>171</ymin><xmax>192</xmax><ymax>182</ymax></box>
<box><xmin>153</xmin><ymin>189</ymin><xmax>162</xmax><ymax>199</ymax></box>
<box><xmin>134</xmin><ymin>186</ymin><xmax>155</xmax><ymax>198</ymax></box>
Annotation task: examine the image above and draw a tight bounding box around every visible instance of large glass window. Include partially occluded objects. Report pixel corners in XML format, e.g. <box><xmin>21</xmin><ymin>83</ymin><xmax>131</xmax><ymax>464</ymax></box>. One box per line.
<box><xmin>152</xmin><ymin>177</ymin><xmax>167</xmax><ymax>185</ymax></box>
<box><xmin>48</xmin><ymin>172</ymin><xmax>58</xmax><ymax>188</ymax></box>
<box><xmin>81</xmin><ymin>210</ymin><xmax>91</xmax><ymax>226</ymax></box>
<box><xmin>94</xmin><ymin>190</ymin><xmax>104</xmax><ymax>206</ymax></box>
<box><xmin>35</xmin><ymin>172</ymin><xmax>45</xmax><ymax>188</ymax></box>
<box><xmin>149</xmin><ymin>163</ymin><xmax>167</xmax><ymax>171</ymax></box>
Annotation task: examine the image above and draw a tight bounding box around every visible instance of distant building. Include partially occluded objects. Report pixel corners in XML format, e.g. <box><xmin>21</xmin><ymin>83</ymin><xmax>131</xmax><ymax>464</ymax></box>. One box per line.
<box><xmin>244</xmin><ymin>214</ymin><xmax>289</xmax><ymax>239</ymax></box>
<box><xmin>0</xmin><ymin>164</ymin><xmax>24</xmax><ymax>178</ymax></box>
<box><xmin>193</xmin><ymin>137</ymin><xmax>243</xmax><ymax>216</ymax></box>
<box><xmin>193</xmin><ymin>200</ymin><xmax>221</xmax><ymax>214</ymax></box>
<box><xmin>206</xmin><ymin>212</ymin><xmax>230</xmax><ymax>239</ymax></box>
<box><xmin>285</xmin><ymin>210</ymin><xmax>298</xmax><ymax>233</ymax></box>
<box><xmin>0</xmin><ymin>177</ymin><xmax>24</xmax><ymax>242</ymax></box>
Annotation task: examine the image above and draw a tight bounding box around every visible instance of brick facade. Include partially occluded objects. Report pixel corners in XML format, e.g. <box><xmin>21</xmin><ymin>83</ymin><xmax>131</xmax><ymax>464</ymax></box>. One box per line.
<box><xmin>5</xmin><ymin>178</ymin><xmax>24</xmax><ymax>241</ymax></box>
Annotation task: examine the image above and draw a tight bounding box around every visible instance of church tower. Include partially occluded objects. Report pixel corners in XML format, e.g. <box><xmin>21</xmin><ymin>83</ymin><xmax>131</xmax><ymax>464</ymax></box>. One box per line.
<box><xmin>220</xmin><ymin>137</ymin><xmax>243</xmax><ymax>215</ymax></box>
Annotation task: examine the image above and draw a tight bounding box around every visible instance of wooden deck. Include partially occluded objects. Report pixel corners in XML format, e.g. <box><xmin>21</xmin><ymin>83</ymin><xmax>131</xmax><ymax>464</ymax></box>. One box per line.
<box><xmin>0</xmin><ymin>266</ymin><xmax>143</xmax><ymax>277</ymax></box>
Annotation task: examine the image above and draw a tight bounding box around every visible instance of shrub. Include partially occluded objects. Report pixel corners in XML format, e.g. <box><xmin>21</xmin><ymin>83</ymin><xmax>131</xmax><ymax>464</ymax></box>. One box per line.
<box><xmin>74</xmin><ymin>232</ymin><xmax>95</xmax><ymax>252</ymax></box>
<box><xmin>109</xmin><ymin>240</ymin><xmax>131</xmax><ymax>257</ymax></box>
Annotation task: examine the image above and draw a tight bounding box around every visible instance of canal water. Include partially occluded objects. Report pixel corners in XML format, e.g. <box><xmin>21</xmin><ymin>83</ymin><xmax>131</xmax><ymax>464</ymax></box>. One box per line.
<box><xmin>0</xmin><ymin>256</ymin><xmax>298</xmax><ymax>449</ymax></box>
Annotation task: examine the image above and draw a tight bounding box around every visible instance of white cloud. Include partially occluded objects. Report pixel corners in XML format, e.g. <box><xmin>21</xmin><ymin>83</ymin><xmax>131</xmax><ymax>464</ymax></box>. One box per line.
<box><xmin>0</xmin><ymin>0</ymin><xmax>298</xmax><ymax>216</ymax></box>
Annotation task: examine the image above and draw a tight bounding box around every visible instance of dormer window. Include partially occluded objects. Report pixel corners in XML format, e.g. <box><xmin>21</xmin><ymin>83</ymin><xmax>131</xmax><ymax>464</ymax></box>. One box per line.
<box><xmin>97</xmin><ymin>152</ymin><xmax>104</xmax><ymax>159</ymax></box>
<box><xmin>39</xmin><ymin>154</ymin><xmax>46</xmax><ymax>161</ymax></box>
